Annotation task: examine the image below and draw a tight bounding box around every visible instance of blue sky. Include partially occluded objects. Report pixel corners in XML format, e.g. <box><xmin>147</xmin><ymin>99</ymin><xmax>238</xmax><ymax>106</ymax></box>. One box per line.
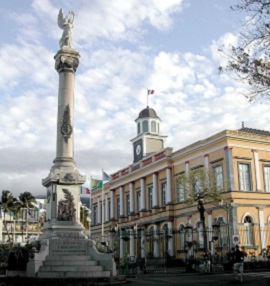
<box><xmin>1</xmin><ymin>0</ymin><xmax>269</xmax><ymax>197</ymax></box>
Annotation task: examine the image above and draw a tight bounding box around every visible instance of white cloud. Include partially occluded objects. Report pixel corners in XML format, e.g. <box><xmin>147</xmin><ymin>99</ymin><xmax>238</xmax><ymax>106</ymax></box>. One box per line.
<box><xmin>1</xmin><ymin>1</ymin><xmax>270</xmax><ymax>197</ymax></box>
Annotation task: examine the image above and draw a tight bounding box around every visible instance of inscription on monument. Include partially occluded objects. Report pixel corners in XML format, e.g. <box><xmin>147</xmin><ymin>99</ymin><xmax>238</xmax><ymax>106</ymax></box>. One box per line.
<box><xmin>50</xmin><ymin>239</ymin><xmax>87</xmax><ymax>255</ymax></box>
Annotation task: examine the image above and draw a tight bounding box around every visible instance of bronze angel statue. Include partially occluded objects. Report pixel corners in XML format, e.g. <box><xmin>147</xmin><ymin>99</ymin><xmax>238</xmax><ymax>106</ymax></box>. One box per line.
<box><xmin>57</xmin><ymin>8</ymin><xmax>75</xmax><ymax>49</ymax></box>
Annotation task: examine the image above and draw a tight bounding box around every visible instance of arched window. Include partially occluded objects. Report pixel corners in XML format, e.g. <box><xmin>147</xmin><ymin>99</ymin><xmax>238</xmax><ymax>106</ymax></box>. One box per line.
<box><xmin>216</xmin><ymin>217</ymin><xmax>228</xmax><ymax>249</ymax></box>
<box><xmin>137</xmin><ymin>122</ymin><xmax>140</xmax><ymax>134</ymax></box>
<box><xmin>151</xmin><ymin>121</ymin><xmax>156</xmax><ymax>133</ymax></box>
<box><xmin>244</xmin><ymin>216</ymin><xmax>254</xmax><ymax>246</ymax></box>
<box><xmin>179</xmin><ymin>225</ymin><xmax>185</xmax><ymax>250</ymax></box>
<box><xmin>148</xmin><ymin>226</ymin><xmax>155</xmax><ymax>258</ymax></box>
<box><xmin>142</xmin><ymin>120</ymin><xmax>148</xmax><ymax>132</ymax></box>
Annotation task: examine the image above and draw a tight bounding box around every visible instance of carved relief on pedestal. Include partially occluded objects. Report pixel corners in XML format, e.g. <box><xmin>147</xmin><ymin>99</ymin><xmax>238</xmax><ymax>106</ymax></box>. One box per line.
<box><xmin>57</xmin><ymin>188</ymin><xmax>76</xmax><ymax>221</ymax></box>
<box><xmin>61</xmin><ymin>105</ymin><xmax>73</xmax><ymax>142</ymax></box>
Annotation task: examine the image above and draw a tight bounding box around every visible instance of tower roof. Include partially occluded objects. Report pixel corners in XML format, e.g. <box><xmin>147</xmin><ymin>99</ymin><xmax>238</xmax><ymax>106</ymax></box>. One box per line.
<box><xmin>136</xmin><ymin>106</ymin><xmax>160</xmax><ymax>121</ymax></box>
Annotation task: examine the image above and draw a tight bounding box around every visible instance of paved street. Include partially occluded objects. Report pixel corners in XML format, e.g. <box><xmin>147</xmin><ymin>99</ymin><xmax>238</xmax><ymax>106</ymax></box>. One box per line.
<box><xmin>127</xmin><ymin>271</ymin><xmax>270</xmax><ymax>285</ymax></box>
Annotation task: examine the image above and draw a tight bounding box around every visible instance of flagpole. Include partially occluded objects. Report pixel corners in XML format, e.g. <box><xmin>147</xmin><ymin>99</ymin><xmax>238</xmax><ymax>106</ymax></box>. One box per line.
<box><xmin>147</xmin><ymin>89</ymin><xmax>148</xmax><ymax>107</ymax></box>
<box><xmin>101</xmin><ymin>170</ymin><xmax>104</xmax><ymax>242</ymax></box>
<box><xmin>89</xmin><ymin>176</ymin><xmax>92</xmax><ymax>238</ymax></box>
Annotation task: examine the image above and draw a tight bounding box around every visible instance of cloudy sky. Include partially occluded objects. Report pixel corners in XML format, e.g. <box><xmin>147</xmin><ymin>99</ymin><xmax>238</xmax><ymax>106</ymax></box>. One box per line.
<box><xmin>1</xmin><ymin>0</ymin><xmax>269</xmax><ymax>197</ymax></box>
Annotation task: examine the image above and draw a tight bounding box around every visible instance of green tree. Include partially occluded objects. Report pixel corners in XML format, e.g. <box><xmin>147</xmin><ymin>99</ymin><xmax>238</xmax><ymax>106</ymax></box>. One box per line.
<box><xmin>18</xmin><ymin>192</ymin><xmax>36</xmax><ymax>242</ymax></box>
<box><xmin>176</xmin><ymin>169</ymin><xmax>224</xmax><ymax>252</ymax></box>
<box><xmin>219</xmin><ymin>0</ymin><xmax>270</xmax><ymax>101</ymax></box>
<box><xmin>0</xmin><ymin>190</ymin><xmax>17</xmax><ymax>243</ymax></box>
<box><xmin>80</xmin><ymin>205</ymin><xmax>89</xmax><ymax>230</ymax></box>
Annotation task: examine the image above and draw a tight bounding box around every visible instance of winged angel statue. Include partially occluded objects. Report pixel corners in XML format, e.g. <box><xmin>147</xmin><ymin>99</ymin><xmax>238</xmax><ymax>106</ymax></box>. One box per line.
<box><xmin>57</xmin><ymin>9</ymin><xmax>75</xmax><ymax>49</ymax></box>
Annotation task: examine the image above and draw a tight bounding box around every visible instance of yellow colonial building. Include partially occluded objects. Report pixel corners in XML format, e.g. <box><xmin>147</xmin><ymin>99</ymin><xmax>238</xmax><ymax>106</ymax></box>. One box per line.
<box><xmin>91</xmin><ymin>106</ymin><xmax>270</xmax><ymax>262</ymax></box>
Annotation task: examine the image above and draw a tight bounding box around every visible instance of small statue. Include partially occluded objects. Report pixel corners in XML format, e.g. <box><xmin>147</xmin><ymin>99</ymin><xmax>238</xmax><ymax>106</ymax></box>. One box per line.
<box><xmin>57</xmin><ymin>8</ymin><xmax>75</xmax><ymax>49</ymax></box>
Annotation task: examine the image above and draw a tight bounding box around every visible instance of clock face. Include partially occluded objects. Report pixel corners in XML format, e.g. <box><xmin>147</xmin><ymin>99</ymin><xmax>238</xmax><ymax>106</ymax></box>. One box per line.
<box><xmin>134</xmin><ymin>139</ymin><xmax>143</xmax><ymax>163</ymax></box>
<box><xmin>136</xmin><ymin>144</ymin><xmax>141</xmax><ymax>155</ymax></box>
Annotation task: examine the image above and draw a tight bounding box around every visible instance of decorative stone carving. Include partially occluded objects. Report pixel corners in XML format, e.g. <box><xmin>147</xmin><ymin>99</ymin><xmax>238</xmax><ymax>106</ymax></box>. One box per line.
<box><xmin>57</xmin><ymin>9</ymin><xmax>75</xmax><ymax>49</ymax></box>
<box><xmin>55</xmin><ymin>55</ymin><xmax>79</xmax><ymax>73</ymax></box>
<box><xmin>61</xmin><ymin>105</ymin><xmax>73</xmax><ymax>142</ymax></box>
<box><xmin>62</xmin><ymin>173</ymin><xmax>75</xmax><ymax>182</ymax></box>
<box><xmin>57</xmin><ymin>188</ymin><xmax>76</xmax><ymax>221</ymax></box>
<box><xmin>47</xmin><ymin>189</ymin><xmax>51</xmax><ymax>203</ymax></box>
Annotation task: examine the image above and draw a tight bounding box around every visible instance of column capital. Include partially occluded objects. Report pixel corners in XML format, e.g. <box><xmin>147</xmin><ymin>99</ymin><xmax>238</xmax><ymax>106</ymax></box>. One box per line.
<box><xmin>166</xmin><ymin>166</ymin><xmax>172</xmax><ymax>170</ymax></box>
<box><xmin>224</xmin><ymin>146</ymin><xmax>233</xmax><ymax>150</ymax></box>
<box><xmin>252</xmin><ymin>149</ymin><xmax>257</xmax><ymax>152</ymax></box>
<box><xmin>204</xmin><ymin>154</ymin><xmax>209</xmax><ymax>158</ymax></box>
<box><xmin>185</xmin><ymin>161</ymin><xmax>189</xmax><ymax>164</ymax></box>
<box><xmin>207</xmin><ymin>210</ymin><xmax>212</xmax><ymax>215</ymax></box>
<box><xmin>54</xmin><ymin>49</ymin><xmax>80</xmax><ymax>73</ymax></box>
<box><xmin>187</xmin><ymin>215</ymin><xmax>192</xmax><ymax>219</ymax></box>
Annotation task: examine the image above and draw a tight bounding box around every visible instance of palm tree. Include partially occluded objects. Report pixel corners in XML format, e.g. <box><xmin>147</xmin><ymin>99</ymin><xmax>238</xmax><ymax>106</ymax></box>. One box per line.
<box><xmin>18</xmin><ymin>192</ymin><xmax>36</xmax><ymax>242</ymax></box>
<box><xmin>0</xmin><ymin>190</ymin><xmax>17</xmax><ymax>243</ymax></box>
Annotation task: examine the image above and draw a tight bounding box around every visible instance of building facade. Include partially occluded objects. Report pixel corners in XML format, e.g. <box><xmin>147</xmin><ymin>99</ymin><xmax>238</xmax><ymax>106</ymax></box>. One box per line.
<box><xmin>91</xmin><ymin>106</ymin><xmax>270</xmax><ymax>261</ymax></box>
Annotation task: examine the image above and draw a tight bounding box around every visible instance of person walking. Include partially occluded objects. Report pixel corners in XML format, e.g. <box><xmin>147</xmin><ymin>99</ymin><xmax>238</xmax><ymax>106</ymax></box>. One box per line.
<box><xmin>233</xmin><ymin>245</ymin><xmax>245</xmax><ymax>283</ymax></box>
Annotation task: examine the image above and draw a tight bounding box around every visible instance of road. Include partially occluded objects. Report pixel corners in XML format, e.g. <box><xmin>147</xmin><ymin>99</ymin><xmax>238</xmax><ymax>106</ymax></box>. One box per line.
<box><xmin>127</xmin><ymin>271</ymin><xmax>270</xmax><ymax>285</ymax></box>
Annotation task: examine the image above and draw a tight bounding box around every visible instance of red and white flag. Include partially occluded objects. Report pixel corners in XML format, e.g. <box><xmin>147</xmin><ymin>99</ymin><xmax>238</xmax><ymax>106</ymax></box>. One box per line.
<box><xmin>148</xmin><ymin>89</ymin><xmax>154</xmax><ymax>95</ymax></box>
<box><xmin>80</xmin><ymin>186</ymin><xmax>90</xmax><ymax>194</ymax></box>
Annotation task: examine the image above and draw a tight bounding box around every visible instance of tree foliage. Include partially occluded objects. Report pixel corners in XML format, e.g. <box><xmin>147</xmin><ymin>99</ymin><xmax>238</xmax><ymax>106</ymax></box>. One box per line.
<box><xmin>176</xmin><ymin>168</ymin><xmax>224</xmax><ymax>206</ymax></box>
<box><xmin>80</xmin><ymin>206</ymin><xmax>89</xmax><ymax>229</ymax></box>
<box><xmin>0</xmin><ymin>190</ymin><xmax>18</xmax><ymax>242</ymax></box>
<box><xmin>219</xmin><ymin>0</ymin><xmax>270</xmax><ymax>101</ymax></box>
<box><xmin>18</xmin><ymin>191</ymin><xmax>36</xmax><ymax>209</ymax></box>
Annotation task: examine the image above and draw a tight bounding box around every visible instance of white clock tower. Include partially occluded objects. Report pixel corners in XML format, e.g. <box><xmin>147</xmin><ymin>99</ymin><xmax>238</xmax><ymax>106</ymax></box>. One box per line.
<box><xmin>131</xmin><ymin>106</ymin><xmax>167</xmax><ymax>163</ymax></box>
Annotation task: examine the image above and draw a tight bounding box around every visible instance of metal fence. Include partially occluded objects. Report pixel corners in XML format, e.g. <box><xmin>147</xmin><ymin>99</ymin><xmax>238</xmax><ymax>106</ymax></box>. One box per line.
<box><xmin>91</xmin><ymin>225</ymin><xmax>270</xmax><ymax>274</ymax></box>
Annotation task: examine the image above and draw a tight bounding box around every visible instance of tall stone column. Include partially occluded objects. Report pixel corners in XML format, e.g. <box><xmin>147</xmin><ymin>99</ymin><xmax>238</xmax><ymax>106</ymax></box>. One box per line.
<box><xmin>41</xmin><ymin>48</ymin><xmax>86</xmax><ymax>240</ymax></box>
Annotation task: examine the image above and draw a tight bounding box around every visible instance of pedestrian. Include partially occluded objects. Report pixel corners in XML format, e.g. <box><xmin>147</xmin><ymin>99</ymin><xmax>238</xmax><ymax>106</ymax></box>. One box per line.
<box><xmin>232</xmin><ymin>245</ymin><xmax>245</xmax><ymax>283</ymax></box>
<box><xmin>227</xmin><ymin>247</ymin><xmax>235</xmax><ymax>270</ymax></box>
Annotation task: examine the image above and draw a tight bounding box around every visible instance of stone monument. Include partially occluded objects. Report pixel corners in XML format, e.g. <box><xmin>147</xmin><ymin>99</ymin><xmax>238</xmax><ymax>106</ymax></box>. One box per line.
<box><xmin>25</xmin><ymin>9</ymin><xmax>116</xmax><ymax>279</ymax></box>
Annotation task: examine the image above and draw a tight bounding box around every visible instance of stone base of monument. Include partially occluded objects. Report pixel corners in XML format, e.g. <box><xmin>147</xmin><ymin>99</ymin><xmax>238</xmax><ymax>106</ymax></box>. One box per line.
<box><xmin>24</xmin><ymin>222</ymin><xmax>117</xmax><ymax>280</ymax></box>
